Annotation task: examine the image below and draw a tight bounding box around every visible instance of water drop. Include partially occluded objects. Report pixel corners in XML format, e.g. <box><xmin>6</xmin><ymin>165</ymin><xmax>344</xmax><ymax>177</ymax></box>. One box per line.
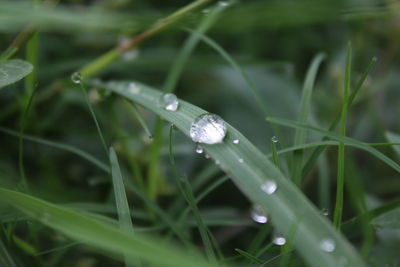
<box><xmin>215</xmin><ymin>159</ymin><xmax>220</xmax><ymax>165</ymax></box>
<box><xmin>238</xmin><ymin>158</ymin><xmax>244</xmax><ymax>163</ymax></box>
<box><xmin>320</xmin><ymin>238</ymin><xmax>336</xmax><ymax>252</ymax></box>
<box><xmin>321</xmin><ymin>208</ymin><xmax>329</xmax><ymax>216</ymax></box>
<box><xmin>271</xmin><ymin>136</ymin><xmax>279</xmax><ymax>143</ymax></box>
<box><xmin>233</xmin><ymin>139</ymin><xmax>240</xmax><ymax>144</ymax></box>
<box><xmin>261</xmin><ymin>180</ymin><xmax>278</xmax><ymax>195</ymax></box>
<box><xmin>190</xmin><ymin>113</ymin><xmax>227</xmax><ymax>144</ymax></box>
<box><xmin>195</xmin><ymin>145</ymin><xmax>204</xmax><ymax>154</ymax></box>
<box><xmin>273</xmin><ymin>235</ymin><xmax>286</xmax><ymax>246</ymax></box>
<box><xmin>160</xmin><ymin>93</ymin><xmax>179</xmax><ymax>111</ymax></box>
<box><xmin>128</xmin><ymin>82</ymin><xmax>140</xmax><ymax>94</ymax></box>
<box><xmin>250</xmin><ymin>204</ymin><xmax>268</xmax><ymax>224</ymax></box>
<box><xmin>71</xmin><ymin>72</ymin><xmax>82</xmax><ymax>84</ymax></box>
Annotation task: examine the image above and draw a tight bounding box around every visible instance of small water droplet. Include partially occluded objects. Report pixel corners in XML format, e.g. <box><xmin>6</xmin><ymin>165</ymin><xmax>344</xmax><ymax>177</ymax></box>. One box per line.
<box><xmin>218</xmin><ymin>1</ymin><xmax>230</xmax><ymax>6</ymax></box>
<box><xmin>190</xmin><ymin>113</ymin><xmax>227</xmax><ymax>144</ymax></box>
<box><xmin>273</xmin><ymin>235</ymin><xmax>286</xmax><ymax>246</ymax></box>
<box><xmin>232</xmin><ymin>139</ymin><xmax>240</xmax><ymax>144</ymax></box>
<box><xmin>271</xmin><ymin>136</ymin><xmax>279</xmax><ymax>143</ymax></box>
<box><xmin>238</xmin><ymin>158</ymin><xmax>244</xmax><ymax>163</ymax></box>
<box><xmin>71</xmin><ymin>72</ymin><xmax>82</xmax><ymax>84</ymax></box>
<box><xmin>195</xmin><ymin>145</ymin><xmax>204</xmax><ymax>154</ymax></box>
<box><xmin>128</xmin><ymin>82</ymin><xmax>140</xmax><ymax>94</ymax></box>
<box><xmin>320</xmin><ymin>238</ymin><xmax>336</xmax><ymax>252</ymax></box>
<box><xmin>321</xmin><ymin>208</ymin><xmax>329</xmax><ymax>216</ymax></box>
<box><xmin>160</xmin><ymin>93</ymin><xmax>179</xmax><ymax>111</ymax></box>
<box><xmin>250</xmin><ymin>204</ymin><xmax>268</xmax><ymax>224</ymax></box>
<box><xmin>261</xmin><ymin>180</ymin><xmax>278</xmax><ymax>195</ymax></box>
<box><xmin>205</xmin><ymin>154</ymin><xmax>211</xmax><ymax>159</ymax></box>
<box><xmin>215</xmin><ymin>159</ymin><xmax>220</xmax><ymax>165</ymax></box>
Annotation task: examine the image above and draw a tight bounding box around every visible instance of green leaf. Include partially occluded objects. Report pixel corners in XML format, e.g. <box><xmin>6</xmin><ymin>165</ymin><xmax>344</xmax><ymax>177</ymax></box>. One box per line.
<box><xmin>89</xmin><ymin>79</ymin><xmax>367</xmax><ymax>267</ymax></box>
<box><xmin>0</xmin><ymin>59</ymin><xmax>33</xmax><ymax>89</ymax></box>
<box><xmin>0</xmin><ymin>188</ymin><xmax>211</xmax><ymax>267</ymax></box>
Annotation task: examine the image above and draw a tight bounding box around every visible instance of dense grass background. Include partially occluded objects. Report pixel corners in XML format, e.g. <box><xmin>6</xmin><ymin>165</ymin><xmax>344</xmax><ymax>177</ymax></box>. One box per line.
<box><xmin>1</xmin><ymin>0</ymin><xmax>400</xmax><ymax>266</ymax></box>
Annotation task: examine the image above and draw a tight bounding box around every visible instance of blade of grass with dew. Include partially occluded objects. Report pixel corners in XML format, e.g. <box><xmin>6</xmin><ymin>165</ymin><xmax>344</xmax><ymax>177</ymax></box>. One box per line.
<box><xmin>291</xmin><ymin>53</ymin><xmax>325</xmax><ymax>186</ymax></box>
<box><xmin>147</xmin><ymin>2</ymin><xmax>229</xmax><ymax>202</ymax></box>
<box><xmin>169</xmin><ymin>126</ymin><xmax>217</xmax><ymax>263</ymax></box>
<box><xmin>123</xmin><ymin>100</ymin><xmax>153</xmax><ymax>139</ymax></box>
<box><xmin>302</xmin><ymin>56</ymin><xmax>377</xmax><ymax>177</ymax></box>
<box><xmin>109</xmin><ymin>147</ymin><xmax>139</xmax><ymax>267</ymax></box>
<box><xmin>333</xmin><ymin>43</ymin><xmax>351</xmax><ymax>229</ymax></box>
<box><xmin>0</xmin><ymin>126</ymin><xmax>109</xmax><ymax>173</ymax></box>
<box><xmin>0</xmin><ymin>188</ymin><xmax>213</xmax><ymax>267</ymax></box>
<box><xmin>89</xmin><ymin>79</ymin><xmax>367</xmax><ymax>267</ymax></box>
<box><xmin>78</xmin><ymin>80</ymin><xmax>108</xmax><ymax>155</ymax></box>
<box><xmin>0</xmin><ymin>59</ymin><xmax>33</xmax><ymax>89</ymax></box>
<box><xmin>267</xmin><ymin>117</ymin><xmax>400</xmax><ymax>174</ymax></box>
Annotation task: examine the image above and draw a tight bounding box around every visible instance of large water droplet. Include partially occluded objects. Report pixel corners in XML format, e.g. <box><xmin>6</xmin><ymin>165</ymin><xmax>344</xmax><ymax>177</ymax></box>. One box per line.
<box><xmin>160</xmin><ymin>93</ymin><xmax>179</xmax><ymax>111</ymax></box>
<box><xmin>273</xmin><ymin>234</ymin><xmax>286</xmax><ymax>246</ymax></box>
<box><xmin>271</xmin><ymin>136</ymin><xmax>279</xmax><ymax>143</ymax></box>
<box><xmin>71</xmin><ymin>72</ymin><xmax>82</xmax><ymax>84</ymax></box>
<box><xmin>250</xmin><ymin>204</ymin><xmax>268</xmax><ymax>224</ymax></box>
<box><xmin>261</xmin><ymin>180</ymin><xmax>278</xmax><ymax>195</ymax></box>
<box><xmin>195</xmin><ymin>145</ymin><xmax>204</xmax><ymax>154</ymax></box>
<box><xmin>233</xmin><ymin>139</ymin><xmax>240</xmax><ymax>144</ymax></box>
<box><xmin>190</xmin><ymin>114</ymin><xmax>227</xmax><ymax>144</ymax></box>
<box><xmin>320</xmin><ymin>238</ymin><xmax>336</xmax><ymax>252</ymax></box>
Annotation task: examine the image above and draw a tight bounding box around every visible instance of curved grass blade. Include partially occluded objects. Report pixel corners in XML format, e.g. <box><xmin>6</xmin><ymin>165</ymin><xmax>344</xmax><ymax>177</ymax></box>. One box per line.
<box><xmin>267</xmin><ymin>116</ymin><xmax>400</xmax><ymax>174</ymax></box>
<box><xmin>0</xmin><ymin>126</ymin><xmax>109</xmax><ymax>173</ymax></box>
<box><xmin>0</xmin><ymin>238</ymin><xmax>16</xmax><ymax>267</ymax></box>
<box><xmin>89</xmin><ymin>79</ymin><xmax>367</xmax><ymax>267</ymax></box>
<box><xmin>0</xmin><ymin>188</ymin><xmax>212</xmax><ymax>267</ymax></box>
<box><xmin>292</xmin><ymin>53</ymin><xmax>325</xmax><ymax>186</ymax></box>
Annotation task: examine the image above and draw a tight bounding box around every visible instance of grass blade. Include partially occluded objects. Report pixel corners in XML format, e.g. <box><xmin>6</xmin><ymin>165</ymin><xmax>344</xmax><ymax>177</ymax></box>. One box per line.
<box><xmin>267</xmin><ymin>116</ymin><xmax>400</xmax><ymax>174</ymax></box>
<box><xmin>235</xmin><ymin>248</ymin><xmax>263</xmax><ymax>265</ymax></box>
<box><xmin>333</xmin><ymin>43</ymin><xmax>351</xmax><ymax>229</ymax></box>
<box><xmin>291</xmin><ymin>53</ymin><xmax>325</xmax><ymax>186</ymax></box>
<box><xmin>109</xmin><ymin>147</ymin><xmax>139</xmax><ymax>266</ymax></box>
<box><xmin>0</xmin><ymin>188</ymin><xmax>212</xmax><ymax>267</ymax></box>
<box><xmin>0</xmin><ymin>238</ymin><xmax>16</xmax><ymax>267</ymax></box>
<box><xmin>89</xmin><ymin>79</ymin><xmax>367</xmax><ymax>267</ymax></box>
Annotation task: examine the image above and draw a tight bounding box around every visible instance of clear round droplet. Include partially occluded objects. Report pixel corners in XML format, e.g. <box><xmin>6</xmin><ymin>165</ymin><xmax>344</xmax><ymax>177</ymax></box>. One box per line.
<box><xmin>128</xmin><ymin>82</ymin><xmax>140</xmax><ymax>94</ymax></box>
<box><xmin>233</xmin><ymin>139</ymin><xmax>240</xmax><ymax>144</ymax></box>
<box><xmin>261</xmin><ymin>180</ymin><xmax>278</xmax><ymax>195</ymax></box>
<box><xmin>271</xmin><ymin>136</ymin><xmax>279</xmax><ymax>143</ymax></box>
<box><xmin>160</xmin><ymin>93</ymin><xmax>179</xmax><ymax>111</ymax></box>
<box><xmin>71</xmin><ymin>72</ymin><xmax>82</xmax><ymax>84</ymax></box>
<box><xmin>250</xmin><ymin>204</ymin><xmax>268</xmax><ymax>224</ymax></box>
<box><xmin>190</xmin><ymin>114</ymin><xmax>227</xmax><ymax>144</ymax></box>
<box><xmin>320</xmin><ymin>238</ymin><xmax>336</xmax><ymax>252</ymax></box>
<box><xmin>195</xmin><ymin>145</ymin><xmax>204</xmax><ymax>154</ymax></box>
<box><xmin>273</xmin><ymin>235</ymin><xmax>287</xmax><ymax>246</ymax></box>
<box><xmin>238</xmin><ymin>158</ymin><xmax>244</xmax><ymax>163</ymax></box>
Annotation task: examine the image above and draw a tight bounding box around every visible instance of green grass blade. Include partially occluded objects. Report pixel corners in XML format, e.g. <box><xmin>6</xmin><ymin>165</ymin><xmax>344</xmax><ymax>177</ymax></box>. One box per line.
<box><xmin>234</xmin><ymin>248</ymin><xmax>263</xmax><ymax>265</ymax></box>
<box><xmin>386</xmin><ymin>131</ymin><xmax>400</xmax><ymax>157</ymax></box>
<box><xmin>169</xmin><ymin>126</ymin><xmax>217</xmax><ymax>263</ymax></box>
<box><xmin>124</xmin><ymin>100</ymin><xmax>153</xmax><ymax>139</ymax></box>
<box><xmin>302</xmin><ymin>56</ymin><xmax>377</xmax><ymax>176</ymax></box>
<box><xmin>109</xmin><ymin>147</ymin><xmax>138</xmax><ymax>266</ymax></box>
<box><xmin>0</xmin><ymin>126</ymin><xmax>109</xmax><ymax>173</ymax></box>
<box><xmin>333</xmin><ymin>43</ymin><xmax>351</xmax><ymax>229</ymax></box>
<box><xmin>0</xmin><ymin>188</ymin><xmax>212</xmax><ymax>267</ymax></box>
<box><xmin>0</xmin><ymin>238</ymin><xmax>16</xmax><ymax>267</ymax></box>
<box><xmin>79</xmin><ymin>80</ymin><xmax>108</xmax><ymax>155</ymax></box>
<box><xmin>90</xmin><ymin>79</ymin><xmax>367</xmax><ymax>267</ymax></box>
<box><xmin>267</xmin><ymin>116</ymin><xmax>400</xmax><ymax>174</ymax></box>
<box><xmin>292</xmin><ymin>53</ymin><xmax>325</xmax><ymax>186</ymax></box>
